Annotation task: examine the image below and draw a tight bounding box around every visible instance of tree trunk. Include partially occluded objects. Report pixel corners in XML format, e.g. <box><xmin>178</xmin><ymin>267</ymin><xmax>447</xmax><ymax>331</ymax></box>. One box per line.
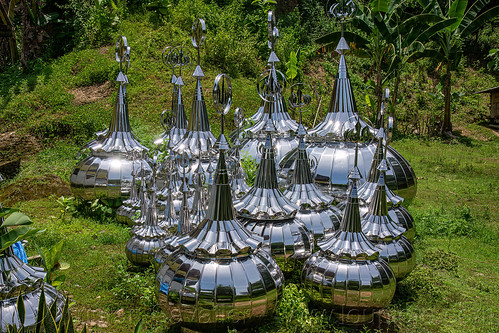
<box><xmin>392</xmin><ymin>73</ymin><xmax>400</xmax><ymax>107</ymax></box>
<box><xmin>375</xmin><ymin>65</ymin><xmax>382</xmax><ymax>122</ymax></box>
<box><xmin>441</xmin><ymin>63</ymin><xmax>452</xmax><ymax>135</ymax></box>
<box><xmin>19</xmin><ymin>0</ymin><xmax>43</xmax><ymax>69</ymax></box>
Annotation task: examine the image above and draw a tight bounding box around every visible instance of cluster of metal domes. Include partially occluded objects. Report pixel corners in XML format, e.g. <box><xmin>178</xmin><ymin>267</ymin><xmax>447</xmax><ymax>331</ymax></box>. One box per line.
<box><xmin>68</xmin><ymin>4</ymin><xmax>420</xmax><ymax>326</ymax></box>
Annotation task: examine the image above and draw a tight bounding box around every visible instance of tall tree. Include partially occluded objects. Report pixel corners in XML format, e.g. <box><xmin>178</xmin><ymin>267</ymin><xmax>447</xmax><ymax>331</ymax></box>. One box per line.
<box><xmin>416</xmin><ymin>0</ymin><xmax>499</xmax><ymax>135</ymax></box>
<box><xmin>316</xmin><ymin>0</ymin><xmax>455</xmax><ymax>120</ymax></box>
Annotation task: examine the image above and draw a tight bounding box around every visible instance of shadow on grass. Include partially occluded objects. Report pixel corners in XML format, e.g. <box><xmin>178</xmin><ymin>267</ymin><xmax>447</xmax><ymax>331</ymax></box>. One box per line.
<box><xmin>0</xmin><ymin>59</ymin><xmax>53</xmax><ymax>112</ymax></box>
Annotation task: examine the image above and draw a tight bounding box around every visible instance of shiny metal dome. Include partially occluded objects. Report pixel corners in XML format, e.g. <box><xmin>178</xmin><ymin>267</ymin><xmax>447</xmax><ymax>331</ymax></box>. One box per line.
<box><xmin>154</xmin><ymin>167</ymin><xmax>196</xmax><ymax>270</ymax></box>
<box><xmin>156</xmin><ymin>120</ymin><xmax>284</xmax><ymax>327</ymax></box>
<box><xmin>238</xmin><ymin>12</ymin><xmax>299</xmax><ymax>165</ymax></box>
<box><xmin>361</xmin><ymin>168</ymin><xmax>416</xmax><ymax>280</ymax></box>
<box><xmin>126</xmin><ymin>158</ymin><xmax>168</xmax><ymax>267</ymax></box>
<box><xmin>235</xmin><ymin>124</ymin><xmax>314</xmax><ymax>274</ymax></box>
<box><xmin>0</xmin><ymin>245</ymin><xmax>65</xmax><ymax>331</ymax></box>
<box><xmin>172</xmin><ymin>24</ymin><xmax>216</xmax><ymax>160</ymax></box>
<box><xmin>283</xmin><ymin>137</ymin><xmax>342</xmax><ymax>241</ymax></box>
<box><xmin>279</xmin><ymin>38</ymin><xmax>416</xmax><ymax>202</ymax></box>
<box><xmin>301</xmin><ymin>156</ymin><xmax>396</xmax><ymax>324</ymax></box>
<box><xmin>71</xmin><ymin>37</ymin><xmax>151</xmax><ymax>200</ymax></box>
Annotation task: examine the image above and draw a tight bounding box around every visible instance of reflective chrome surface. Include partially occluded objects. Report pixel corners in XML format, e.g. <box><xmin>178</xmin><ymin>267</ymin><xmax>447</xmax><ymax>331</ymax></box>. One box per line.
<box><xmin>160</xmin><ymin>46</ymin><xmax>189</xmax><ymax>147</ymax></box>
<box><xmin>126</xmin><ymin>158</ymin><xmax>168</xmax><ymax>266</ymax></box>
<box><xmin>229</xmin><ymin>108</ymin><xmax>251</xmax><ymax>199</ymax></box>
<box><xmin>235</xmin><ymin>129</ymin><xmax>313</xmax><ymax>272</ymax></box>
<box><xmin>357</xmin><ymin>134</ymin><xmax>404</xmax><ymax>206</ymax></box>
<box><xmin>116</xmin><ymin>155</ymin><xmax>140</xmax><ymax>225</ymax></box>
<box><xmin>301</xmin><ymin>143</ymin><xmax>396</xmax><ymax>324</ymax></box>
<box><xmin>283</xmin><ymin>138</ymin><xmax>341</xmax><ymax>241</ymax></box>
<box><xmin>156</xmin><ymin>101</ymin><xmax>284</xmax><ymax>326</ymax></box>
<box><xmin>279</xmin><ymin>36</ymin><xmax>416</xmax><ymax>202</ymax></box>
<box><xmin>280</xmin><ymin>141</ymin><xmax>417</xmax><ymax>202</ymax></box>
<box><xmin>238</xmin><ymin>13</ymin><xmax>299</xmax><ymax>165</ymax></box>
<box><xmin>361</xmin><ymin>170</ymin><xmax>415</xmax><ymax>280</ymax></box>
<box><xmin>0</xmin><ymin>245</ymin><xmax>65</xmax><ymax>331</ymax></box>
<box><xmin>173</xmin><ymin>22</ymin><xmax>216</xmax><ymax>160</ymax></box>
<box><xmin>71</xmin><ymin>37</ymin><xmax>151</xmax><ymax>200</ymax></box>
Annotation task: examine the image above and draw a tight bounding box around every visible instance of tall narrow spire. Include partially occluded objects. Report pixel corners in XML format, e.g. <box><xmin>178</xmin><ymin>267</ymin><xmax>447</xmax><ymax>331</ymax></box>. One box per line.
<box><xmin>125</xmin><ymin>155</ymin><xmax>167</xmax><ymax>267</ymax></box>
<box><xmin>284</xmin><ymin>87</ymin><xmax>341</xmax><ymax>240</ymax></box>
<box><xmin>173</xmin><ymin>18</ymin><xmax>215</xmax><ymax>158</ymax></box>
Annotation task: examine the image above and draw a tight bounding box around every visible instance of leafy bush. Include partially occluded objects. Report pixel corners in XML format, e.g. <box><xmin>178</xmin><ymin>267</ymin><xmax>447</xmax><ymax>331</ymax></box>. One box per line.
<box><xmin>270</xmin><ymin>283</ymin><xmax>331</xmax><ymax>333</ymax></box>
<box><xmin>240</xmin><ymin>153</ymin><xmax>258</xmax><ymax>187</ymax></box>
<box><xmin>110</xmin><ymin>259</ymin><xmax>157</xmax><ymax>312</ymax></box>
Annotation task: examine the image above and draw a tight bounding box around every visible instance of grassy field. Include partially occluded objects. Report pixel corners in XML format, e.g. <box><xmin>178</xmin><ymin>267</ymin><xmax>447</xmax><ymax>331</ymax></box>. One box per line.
<box><xmin>8</xmin><ymin>134</ymin><xmax>497</xmax><ymax>333</ymax></box>
<box><xmin>1</xmin><ymin>15</ymin><xmax>498</xmax><ymax>333</ymax></box>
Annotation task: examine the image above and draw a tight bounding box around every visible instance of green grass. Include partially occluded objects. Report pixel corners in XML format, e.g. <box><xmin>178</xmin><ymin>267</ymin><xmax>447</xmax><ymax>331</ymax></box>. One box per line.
<box><xmin>6</xmin><ymin>135</ymin><xmax>496</xmax><ymax>333</ymax></box>
<box><xmin>1</xmin><ymin>9</ymin><xmax>498</xmax><ymax>333</ymax></box>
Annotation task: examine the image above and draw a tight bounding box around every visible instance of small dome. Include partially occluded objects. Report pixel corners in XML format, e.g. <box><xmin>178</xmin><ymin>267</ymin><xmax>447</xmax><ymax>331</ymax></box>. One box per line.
<box><xmin>301</xmin><ymin>146</ymin><xmax>396</xmax><ymax>324</ymax></box>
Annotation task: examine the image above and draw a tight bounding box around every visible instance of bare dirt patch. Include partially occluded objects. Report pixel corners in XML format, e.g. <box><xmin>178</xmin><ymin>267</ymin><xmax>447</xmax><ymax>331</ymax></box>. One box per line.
<box><xmin>0</xmin><ymin>131</ymin><xmax>41</xmax><ymax>162</ymax></box>
<box><xmin>0</xmin><ymin>174</ymin><xmax>71</xmax><ymax>205</ymax></box>
<box><xmin>70</xmin><ymin>81</ymin><xmax>113</xmax><ymax>105</ymax></box>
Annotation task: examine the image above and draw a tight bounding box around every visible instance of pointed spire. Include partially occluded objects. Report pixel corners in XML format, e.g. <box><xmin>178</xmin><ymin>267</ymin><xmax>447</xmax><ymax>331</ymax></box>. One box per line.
<box><xmin>318</xmin><ymin>144</ymin><xmax>378</xmax><ymax>259</ymax></box>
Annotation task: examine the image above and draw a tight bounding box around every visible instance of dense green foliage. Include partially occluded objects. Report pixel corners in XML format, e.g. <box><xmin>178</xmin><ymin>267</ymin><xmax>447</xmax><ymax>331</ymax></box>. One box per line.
<box><xmin>0</xmin><ymin>0</ymin><xmax>498</xmax><ymax>332</ymax></box>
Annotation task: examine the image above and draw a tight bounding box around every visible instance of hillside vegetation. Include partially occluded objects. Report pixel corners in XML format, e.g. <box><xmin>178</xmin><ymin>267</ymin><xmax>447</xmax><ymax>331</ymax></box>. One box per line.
<box><xmin>0</xmin><ymin>0</ymin><xmax>498</xmax><ymax>332</ymax></box>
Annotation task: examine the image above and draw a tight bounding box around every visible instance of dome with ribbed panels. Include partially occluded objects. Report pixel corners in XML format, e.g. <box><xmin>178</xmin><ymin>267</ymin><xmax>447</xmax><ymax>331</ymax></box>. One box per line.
<box><xmin>126</xmin><ymin>160</ymin><xmax>168</xmax><ymax>267</ymax></box>
<box><xmin>235</xmin><ymin>121</ymin><xmax>314</xmax><ymax>274</ymax></box>
<box><xmin>156</xmin><ymin>141</ymin><xmax>283</xmax><ymax>328</ymax></box>
<box><xmin>71</xmin><ymin>38</ymin><xmax>151</xmax><ymax>200</ymax></box>
<box><xmin>360</xmin><ymin>165</ymin><xmax>416</xmax><ymax>280</ymax></box>
<box><xmin>301</xmin><ymin>155</ymin><xmax>396</xmax><ymax>324</ymax></box>
<box><xmin>279</xmin><ymin>38</ymin><xmax>416</xmax><ymax>203</ymax></box>
<box><xmin>283</xmin><ymin>131</ymin><xmax>341</xmax><ymax>241</ymax></box>
<box><xmin>0</xmin><ymin>205</ymin><xmax>65</xmax><ymax>331</ymax></box>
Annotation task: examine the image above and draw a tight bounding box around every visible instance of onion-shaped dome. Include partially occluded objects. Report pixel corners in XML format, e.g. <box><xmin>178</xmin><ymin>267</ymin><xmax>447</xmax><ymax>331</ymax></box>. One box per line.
<box><xmin>357</xmin><ymin>132</ymin><xmax>403</xmax><ymax>206</ymax></box>
<box><xmin>126</xmin><ymin>160</ymin><xmax>168</xmax><ymax>267</ymax></box>
<box><xmin>238</xmin><ymin>16</ymin><xmax>299</xmax><ymax>166</ymax></box>
<box><xmin>0</xmin><ymin>246</ymin><xmax>65</xmax><ymax>331</ymax></box>
<box><xmin>235</xmin><ymin>124</ymin><xmax>313</xmax><ymax>274</ymax></box>
<box><xmin>278</xmin><ymin>39</ymin><xmax>416</xmax><ymax>202</ymax></box>
<box><xmin>173</xmin><ymin>66</ymin><xmax>216</xmax><ymax>159</ymax></box>
<box><xmin>154</xmin><ymin>156</ymin><xmax>198</xmax><ymax>269</ymax></box>
<box><xmin>156</xmin><ymin>134</ymin><xmax>284</xmax><ymax>328</ymax></box>
<box><xmin>71</xmin><ymin>38</ymin><xmax>151</xmax><ymax>200</ymax></box>
<box><xmin>283</xmin><ymin>136</ymin><xmax>341</xmax><ymax>241</ymax></box>
<box><xmin>301</xmin><ymin>159</ymin><xmax>396</xmax><ymax>324</ymax></box>
<box><xmin>361</xmin><ymin>170</ymin><xmax>415</xmax><ymax>280</ymax></box>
